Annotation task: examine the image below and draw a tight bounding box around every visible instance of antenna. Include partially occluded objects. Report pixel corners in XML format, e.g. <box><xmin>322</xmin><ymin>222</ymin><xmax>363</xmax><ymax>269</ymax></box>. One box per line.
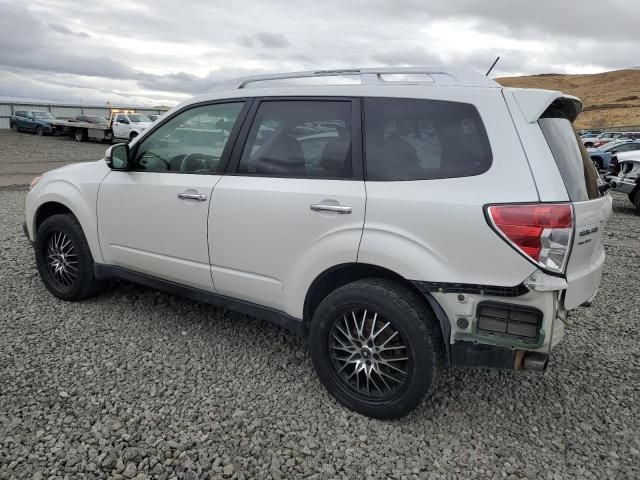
<box><xmin>485</xmin><ymin>56</ymin><xmax>500</xmax><ymax>77</ymax></box>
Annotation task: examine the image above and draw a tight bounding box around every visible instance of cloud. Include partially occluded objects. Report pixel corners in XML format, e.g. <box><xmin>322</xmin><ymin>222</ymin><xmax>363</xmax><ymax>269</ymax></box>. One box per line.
<box><xmin>0</xmin><ymin>0</ymin><xmax>638</xmax><ymax>105</ymax></box>
<box><xmin>49</xmin><ymin>23</ymin><xmax>90</xmax><ymax>38</ymax></box>
<box><xmin>239</xmin><ymin>32</ymin><xmax>290</xmax><ymax>49</ymax></box>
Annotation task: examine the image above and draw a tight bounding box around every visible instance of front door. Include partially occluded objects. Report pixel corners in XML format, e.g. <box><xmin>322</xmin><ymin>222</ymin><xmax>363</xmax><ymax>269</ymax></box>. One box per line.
<box><xmin>209</xmin><ymin>98</ymin><xmax>366</xmax><ymax>315</ymax></box>
<box><xmin>98</xmin><ymin>101</ymin><xmax>248</xmax><ymax>291</ymax></box>
<box><xmin>111</xmin><ymin>113</ymin><xmax>130</xmax><ymax>139</ymax></box>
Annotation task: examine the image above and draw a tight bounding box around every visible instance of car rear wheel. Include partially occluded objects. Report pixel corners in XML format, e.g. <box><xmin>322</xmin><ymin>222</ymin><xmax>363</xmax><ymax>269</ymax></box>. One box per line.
<box><xmin>34</xmin><ymin>214</ymin><xmax>100</xmax><ymax>301</ymax></box>
<box><xmin>74</xmin><ymin>129</ymin><xmax>86</xmax><ymax>142</ymax></box>
<box><xmin>36</xmin><ymin>126</ymin><xmax>45</xmax><ymax>137</ymax></box>
<box><xmin>10</xmin><ymin>123</ymin><xmax>19</xmax><ymax>132</ymax></box>
<box><xmin>633</xmin><ymin>191</ymin><xmax>640</xmax><ymax>212</ymax></box>
<box><xmin>308</xmin><ymin>278</ymin><xmax>443</xmax><ymax>419</ymax></box>
<box><xmin>129</xmin><ymin>132</ymin><xmax>138</xmax><ymax>141</ymax></box>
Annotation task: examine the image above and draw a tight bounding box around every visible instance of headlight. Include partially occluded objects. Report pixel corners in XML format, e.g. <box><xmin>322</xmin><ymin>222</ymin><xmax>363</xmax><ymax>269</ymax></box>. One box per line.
<box><xmin>30</xmin><ymin>175</ymin><xmax>43</xmax><ymax>191</ymax></box>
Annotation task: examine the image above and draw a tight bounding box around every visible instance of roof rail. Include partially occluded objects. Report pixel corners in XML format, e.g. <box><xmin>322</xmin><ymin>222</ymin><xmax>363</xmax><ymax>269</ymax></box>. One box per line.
<box><xmin>209</xmin><ymin>67</ymin><xmax>499</xmax><ymax>91</ymax></box>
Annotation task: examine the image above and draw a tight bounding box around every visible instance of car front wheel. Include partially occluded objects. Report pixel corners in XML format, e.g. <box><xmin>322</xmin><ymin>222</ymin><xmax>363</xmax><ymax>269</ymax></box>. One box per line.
<box><xmin>34</xmin><ymin>214</ymin><xmax>100</xmax><ymax>301</ymax></box>
<box><xmin>36</xmin><ymin>126</ymin><xmax>45</xmax><ymax>136</ymax></box>
<box><xmin>309</xmin><ymin>279</ymin><xmax>444</xmax><ymax>419</ymax></box>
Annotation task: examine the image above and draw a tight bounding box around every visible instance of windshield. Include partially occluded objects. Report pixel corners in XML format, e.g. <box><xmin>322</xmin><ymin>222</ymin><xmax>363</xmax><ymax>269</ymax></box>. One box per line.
<box><xmin>129</xmin><ymin>114</ymin><xmax>151</xmax><ymax>123</ymax></box>
<box><xmin>32</xmin><ymin>111</ymin><xmax>56</xmax><ymax>120</ymax></box>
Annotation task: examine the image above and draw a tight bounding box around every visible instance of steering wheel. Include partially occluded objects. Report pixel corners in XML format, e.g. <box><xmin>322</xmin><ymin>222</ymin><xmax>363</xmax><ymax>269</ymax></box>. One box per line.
<box><xmin>139</xmin><ymin>151</ymin><xmax>171</xmax><ymax>170</ymax></box>
<box><xmin>180</xmin><ymin>152</ymin><xmax>214</xmax><ymax>172</ymax></box>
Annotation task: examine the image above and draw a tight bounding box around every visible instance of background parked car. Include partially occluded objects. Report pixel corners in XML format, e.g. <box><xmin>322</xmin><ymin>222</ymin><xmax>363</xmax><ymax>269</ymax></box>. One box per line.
<box><xmin>589</xmin><ymin>140</ymin><xmax>640</xmax><ymax>170</ymax></box>
<box><xmin>9</xmin><ymin>110</ymin><xmax>65</xmax><ymax>136</ymax></box>
<box><xmin>585</xmin><ymin>131</ymin><xmax>625</xmax><ymax>148</ymax></box>
<box><xmin>606</xmin><ymin>151</ymin><xmax>640</xmax><ymax>210</ymax></box>
<box><xmin>580</xmin><ymin>130</ymin><xmax>602</xmax><ymax>138</ymax></box>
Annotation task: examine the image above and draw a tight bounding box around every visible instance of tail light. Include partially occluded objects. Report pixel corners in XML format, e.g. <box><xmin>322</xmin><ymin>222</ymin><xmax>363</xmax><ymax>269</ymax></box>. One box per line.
<box><xmin>486</xmin><ymin>204</ymin><xmax>573</xmax><ymax>275</ymax></box>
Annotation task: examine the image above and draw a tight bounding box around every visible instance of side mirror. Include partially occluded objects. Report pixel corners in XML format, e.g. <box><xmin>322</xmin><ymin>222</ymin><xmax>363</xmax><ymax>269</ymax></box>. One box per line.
<box><xmin>610</xmin><ymin>150</ymin><xmax>618</xmax><ymax>154</ymax></box>
<box><xmin>105</xmin><ymin>143</ymin><xmax>129</xmax><ymax>170</ymax></box>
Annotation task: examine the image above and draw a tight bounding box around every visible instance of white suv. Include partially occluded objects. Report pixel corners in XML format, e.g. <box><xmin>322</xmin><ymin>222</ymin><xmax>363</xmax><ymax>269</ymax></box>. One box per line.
<box><xmin>24</xmin><ymin>68</ymin><xmax>612</xmax><ymax>418</ymax></box>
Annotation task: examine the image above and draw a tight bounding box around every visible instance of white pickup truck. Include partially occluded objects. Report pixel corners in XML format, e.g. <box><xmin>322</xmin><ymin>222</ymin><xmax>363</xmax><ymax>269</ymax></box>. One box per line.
<box><xmin>51</xmin><ymin>111</ymin><xmax>155</xmax><ymax>143</ymax></box>
<box><xmin>110</xmin><ymin>112</ymin><xmax>153</xmax><ymax>141</ymax></box>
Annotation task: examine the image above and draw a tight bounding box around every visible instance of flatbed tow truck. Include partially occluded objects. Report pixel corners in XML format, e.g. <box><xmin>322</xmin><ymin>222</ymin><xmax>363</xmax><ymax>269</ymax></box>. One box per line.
<box><xmin>50</xmin><ymin>110</ymin><xmax>155</xmax><ymax>143</ymax></box>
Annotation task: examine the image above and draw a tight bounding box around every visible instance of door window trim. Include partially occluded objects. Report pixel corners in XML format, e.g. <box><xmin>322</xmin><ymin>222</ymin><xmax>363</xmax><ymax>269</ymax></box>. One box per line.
<box><xmin>128</xmin><ymin>98</ymin><xmax>254</xmax><ymax>175</ymax></box>
<box><xmin>224</xmin><ymin>96</ymin><xmax>364</xmax><ymax>181</ymax></box>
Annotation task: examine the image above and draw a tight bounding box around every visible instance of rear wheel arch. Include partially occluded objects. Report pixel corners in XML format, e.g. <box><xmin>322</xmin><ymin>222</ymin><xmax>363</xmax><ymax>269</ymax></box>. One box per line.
<box><xmin>303</xmin><ymin>263</ymin><xmax>449</xmax><ymax>351</ymax></box>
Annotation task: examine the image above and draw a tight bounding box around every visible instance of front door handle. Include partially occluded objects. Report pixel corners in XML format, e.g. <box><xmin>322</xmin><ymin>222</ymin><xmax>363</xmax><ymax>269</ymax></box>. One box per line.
<box><xmin>310</xmin><ymin>204</ymin><xmax>352</xmax><ymax>214</ymax></box>
<box><xmin>178</xmin><ymin>192</ymin><xmax>207</xmax><ymax>201</ymax></box>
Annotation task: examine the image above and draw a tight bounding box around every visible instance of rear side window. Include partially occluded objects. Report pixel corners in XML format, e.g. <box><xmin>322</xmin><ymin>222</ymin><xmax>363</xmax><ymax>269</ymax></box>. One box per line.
<box><xmin>364</xmin><ymin>98</ymin><xmax>492</xmax><ymax>181</ymax></box>
<box><xmin>538</xmin><ymin>117</ymin><xmax>599</xmax><ymax>201</ymax></box>
<box><xmin>238</xmin><ymin>101</ymin><xmax>352</xmax><ymax>178</ymax></box>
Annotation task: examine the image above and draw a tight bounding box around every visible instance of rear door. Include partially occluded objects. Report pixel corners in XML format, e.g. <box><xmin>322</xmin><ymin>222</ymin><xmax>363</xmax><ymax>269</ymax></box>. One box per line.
<box><xmin>209</xmin><ymin>98</ymin><xmax>365</xmax><ymax>315</ymax></box>
<box><xmin>538</xmin><ymin>113</ymin><xmax>613</xmax><ymax>309</ymax></box>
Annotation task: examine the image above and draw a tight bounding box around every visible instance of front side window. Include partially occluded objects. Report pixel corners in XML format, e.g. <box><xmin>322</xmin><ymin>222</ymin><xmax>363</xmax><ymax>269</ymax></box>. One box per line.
<box><xmin>364</xmin><ymin>97</ymin><xmax>492</xmax><ymax>181</ymax></box>
<box><xmin>238</xmin><ymin>101</ymin><xmax>352</xmax><ymax>178</ymax></box>
<box><xmin>116</xmin><ymin>114</ymin><xmax>127</xmax><ymax>123</ymax></box>
<box><xmin>133</xmin><ymin>102</ymin><xmax>244</xmax><ymax>173</ymax></box>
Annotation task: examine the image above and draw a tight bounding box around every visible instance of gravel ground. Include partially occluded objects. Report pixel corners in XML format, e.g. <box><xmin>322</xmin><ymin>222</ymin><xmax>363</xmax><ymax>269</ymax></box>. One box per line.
<box><xmin>0</xmin><ymin>137</ymin><xmax>639</xmax><ymax>478</ymax></box>
<box><xmin>0</xmin><ymin>131</ymin><xmax>107</xmax><ymax>186</ymax></box>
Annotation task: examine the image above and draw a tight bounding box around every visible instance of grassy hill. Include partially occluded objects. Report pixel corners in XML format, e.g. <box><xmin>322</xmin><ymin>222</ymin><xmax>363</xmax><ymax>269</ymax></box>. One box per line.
<box><xmin>496</xmin><ymin>69</ymin><xmax>640</xmax><ymax>129</ymax></box>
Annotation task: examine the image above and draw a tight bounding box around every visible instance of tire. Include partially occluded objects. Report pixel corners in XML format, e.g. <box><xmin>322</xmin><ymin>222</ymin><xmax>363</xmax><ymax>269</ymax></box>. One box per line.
<box><xmin>34</xmin><ymin>214</ymin><xmax>100</xmax><ymax>301</ymax></box>
<box><xmin>584</xmin><ymin>142</ymin><xmax>594</xmax><ymax>148</ymax></box>
<box><xmin>308</xmin><ymin>278</ymin><xmax>444</xmax><ymax>419</ymax></box>
<box><xmin>74</xmin><ymin>129</ymin><xmax>86</xmax><ymax>142</ymax></box>
<box><xmin>633</xmin><ymin>191</ymin><xmax>640</xmax><ymax>212</ymax></box>
<box><xmin>129</xmin><ymin>131</ymin><xmax>138</xmax><ymax>141</ymax></box>
<box><xmin>36</xmin><ymin>126</ymin><xmax>45</xmax><ymax>137</ymax></box>
<box><xmin>10</xmin><ymin>123</ymin><xmax>18</xmax><ymax>132</ymax></box>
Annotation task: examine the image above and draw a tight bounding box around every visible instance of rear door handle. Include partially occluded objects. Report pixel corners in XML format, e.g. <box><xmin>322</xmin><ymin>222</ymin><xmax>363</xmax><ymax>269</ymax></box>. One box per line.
<box><xmin>178</xmin><ymin>192</ymin><xmax>207</xmax><ymax>201</ymax></box>
<box><xmin>310</xmin><ymin>204</ymin><xmax>352</xmax><ymax>214</ymax></box>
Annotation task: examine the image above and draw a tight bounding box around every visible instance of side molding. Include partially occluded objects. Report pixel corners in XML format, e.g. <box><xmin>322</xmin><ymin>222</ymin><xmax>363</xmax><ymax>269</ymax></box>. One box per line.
<box><xmin>94</xmin><ymin>265</ymin><xmax>306</xmax><ymax>336</ymax></box>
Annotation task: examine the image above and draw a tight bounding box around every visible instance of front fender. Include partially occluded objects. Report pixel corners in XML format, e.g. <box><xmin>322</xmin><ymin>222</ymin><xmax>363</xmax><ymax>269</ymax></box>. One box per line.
<box><xmin>26</xmin><ymin>161</ymin><xmax>110</xmax><ymax>263</ymax></box>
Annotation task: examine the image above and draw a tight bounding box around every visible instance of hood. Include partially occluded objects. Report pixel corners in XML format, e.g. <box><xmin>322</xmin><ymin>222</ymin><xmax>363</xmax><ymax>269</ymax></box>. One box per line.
<box><xmin>616</xmin><ymin>150</ymin><xmax>640</xmax><ymax>162</ymax></box>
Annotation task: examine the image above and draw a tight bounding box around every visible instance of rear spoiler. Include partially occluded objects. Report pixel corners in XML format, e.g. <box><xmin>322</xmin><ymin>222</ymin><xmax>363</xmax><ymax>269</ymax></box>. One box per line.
<box><xmin>509</xmin><ymin>89</ymin><xmax>582</xmax><ymax>123</ymax></box>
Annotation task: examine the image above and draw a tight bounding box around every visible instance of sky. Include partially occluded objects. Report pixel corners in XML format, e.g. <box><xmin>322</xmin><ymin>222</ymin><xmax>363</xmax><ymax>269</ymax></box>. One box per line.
<box><xmin>1</xmin><ymin>0</ymin><xmax>639</xmax><ymax>107</ymax></box>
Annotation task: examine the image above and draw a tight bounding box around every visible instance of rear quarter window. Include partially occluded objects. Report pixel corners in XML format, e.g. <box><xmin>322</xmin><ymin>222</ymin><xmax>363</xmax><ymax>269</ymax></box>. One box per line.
<box><xmin>363</xmin><ymin>97</ymin><xmax>492</xmax><ymax>181</ymax></box>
